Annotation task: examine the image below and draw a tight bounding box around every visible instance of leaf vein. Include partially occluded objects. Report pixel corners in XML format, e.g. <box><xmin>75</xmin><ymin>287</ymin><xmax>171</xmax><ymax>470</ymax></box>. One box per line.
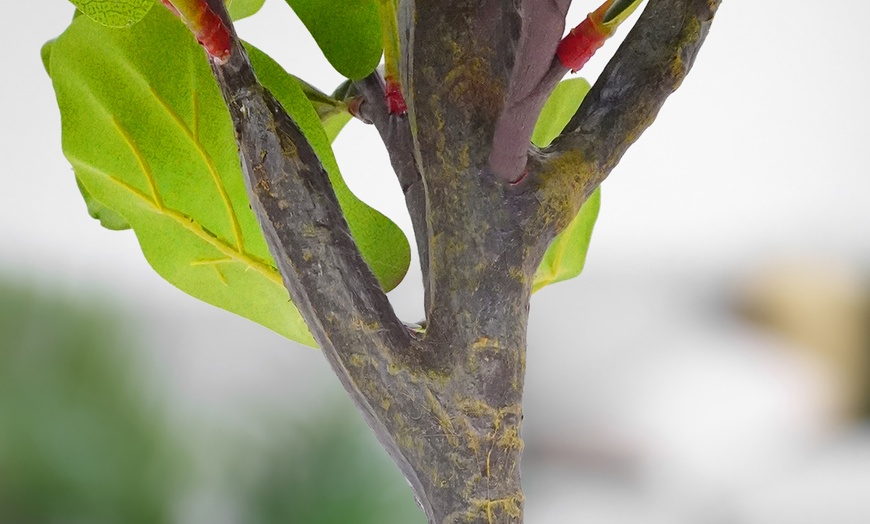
<box><xmin>148</xmin><ymin>85</ymin><xmax>244</xmax><ymax>252</ymax></box>
<box><xmin>95</xmin><ymin>52</ymin><xmax>244</xmax><ymax>252</ymax></box>
<box><xmin>112</xmin><ymin>115</ymin><xmax>163</xmax><ymax>209</ymax></box>
<box><xmin>74</xmin><ymin>160</ymin><xmax>283</xmax><ymax>288</ymax></box>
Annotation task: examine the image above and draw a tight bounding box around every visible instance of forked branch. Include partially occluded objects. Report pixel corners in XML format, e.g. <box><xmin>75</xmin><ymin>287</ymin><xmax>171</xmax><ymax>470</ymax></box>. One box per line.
<box><xmin>532</xmin><ymin>0</ymin><xmax>721</xmax><ymax>225</ymax></box>
<box><xmin>161</xmin><ymin>3</ymin><xmax>450</xmax><ymax>503</ymax></box>
<box><xmin>157</xmin><ymin>0</ymin><xmax>721</xmax><ymax>522</ymax></box>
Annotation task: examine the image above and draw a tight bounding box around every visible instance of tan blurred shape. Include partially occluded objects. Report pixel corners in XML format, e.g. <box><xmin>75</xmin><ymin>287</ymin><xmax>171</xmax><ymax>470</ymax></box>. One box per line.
<box><xmin>737</xmin><ymin>259</ymin><xmax>870</xmax><ymax>421</ymax></box>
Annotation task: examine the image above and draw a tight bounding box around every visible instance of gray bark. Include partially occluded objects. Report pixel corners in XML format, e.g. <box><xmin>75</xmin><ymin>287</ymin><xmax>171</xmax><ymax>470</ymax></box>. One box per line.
<box><xmin>202</xmin><ymin>0</ymin><xmax>721</xmax><ymax>521</ymax></box>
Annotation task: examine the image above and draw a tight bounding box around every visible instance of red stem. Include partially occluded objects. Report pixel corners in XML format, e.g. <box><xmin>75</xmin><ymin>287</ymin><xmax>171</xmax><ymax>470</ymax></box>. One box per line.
<box><xmin>556</xmin><ymin>16</ymin><xmax>609</xmax><ymax>73</ymax></box>
<box><xmin>160</xmin><ymin>0</ymin><xmax>232</xmax><ymax>64</ymax></box>
<box><xmin>384</xmin><ymin>76</ymin><xmax>408</xmax><ymax>115</ymax></box>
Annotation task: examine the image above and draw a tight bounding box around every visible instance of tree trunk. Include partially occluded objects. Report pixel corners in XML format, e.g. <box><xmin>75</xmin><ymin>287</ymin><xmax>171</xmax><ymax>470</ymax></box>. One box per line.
<box><xmin>201</xmin><ymin>0</ymin><xmax>721</xmax><ymax>522</ymax></box>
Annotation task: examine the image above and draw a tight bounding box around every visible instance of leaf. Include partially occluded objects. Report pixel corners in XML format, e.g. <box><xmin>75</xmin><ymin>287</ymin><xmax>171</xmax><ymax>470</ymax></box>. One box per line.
<box><xmin>602</xmin><ymin>0</ymin><xmax>644</xmax><ymax>27</ymax></box>
<box><xmin>67</xmin><ymin>0</ymin><xmax>153</xmax><ymax>28</ymax></box>
<box><xmin>46</xmin><ymin>7</ymin><xmax>410</xmax><ymax>346</ymax></box>
<box><xmin>321</xmin><ymin>111</ymin><xmax>354</xmax><ymax>144</ymax></box>
<box><xmin>532</xmin><ymin>189</ymin><xmax>600</xmax><ymax>293</ymax></box>
<box><xmin>531</xmin><ymin>78</ymin><xmax>601</xmax><ymax>292</ymax></box>
<box><xmin>531</xmin><ymin>78</ymin><xmax>591</xmax><ymax>148</ymax></box>
<box><xmin>225</xmin><ymin>0</ymin><xmax>266</xmax><ymax>20</ymax></box>
<box><xmin>284</xmin><ymin>0</ymin><xmax>382</xmax><ymax>80</ymax></box>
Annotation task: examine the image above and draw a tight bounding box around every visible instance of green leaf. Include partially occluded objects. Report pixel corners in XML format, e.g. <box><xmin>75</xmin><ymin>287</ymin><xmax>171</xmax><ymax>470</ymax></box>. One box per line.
<box><xmin>45</xmin><ymin>39</ymin><xmax>131</xmax><ymax>231</ymax></box>
<box><xmin>531</xmin><ymin>78</ymin><xmax>600</xmax><ymax>292</ymax></box>
<box><xmin>531</xmin><ymin>78</ymin><xmax>590</xmax><ymax>148</ymax></box>
<box><xmin>47</xmin><ymin>7</ymin><xmax>410</xmax><ymax>346</ymax></box>
<box><xmin>321</xmin><ymin>111</ymin><xmax>354</xmax><ymax>144</ymax></box>
<box><xmin>284</xmin><ymin>0</ymin><xmax>382</xmax><ymax>80</ymax></box>
<box><xmin>226</xmin><ymin>0</ymin><xmax>266</xmax><ymax>20</ymax></box>
<box><xmin>67</xmin><ymin>0</ymin><xmax>153</xmax><ymax>28</ymax></box>
<box><xmin>532</xmin><ymin>189</ymin><xmax>600</xmax><ymax>293</ymax></box>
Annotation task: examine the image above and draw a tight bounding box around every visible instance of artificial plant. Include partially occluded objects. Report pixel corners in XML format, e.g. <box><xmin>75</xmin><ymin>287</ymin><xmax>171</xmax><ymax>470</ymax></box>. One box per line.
<box><xmin>44</xmin><ymin>0</ymin><xmax>720</xmax><ymax>521</ymax></box>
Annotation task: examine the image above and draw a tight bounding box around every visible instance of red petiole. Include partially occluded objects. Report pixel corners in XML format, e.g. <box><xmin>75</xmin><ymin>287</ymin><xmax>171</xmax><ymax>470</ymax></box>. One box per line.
<box><xmin>160</xmin><ymin>0</ymin><xmax>232</xmax><ymax>64</ymax></box>
<box><xmin>556</xmin><ymin>0</ymin><xmax>643</xmax><ymax>73</ymax></box>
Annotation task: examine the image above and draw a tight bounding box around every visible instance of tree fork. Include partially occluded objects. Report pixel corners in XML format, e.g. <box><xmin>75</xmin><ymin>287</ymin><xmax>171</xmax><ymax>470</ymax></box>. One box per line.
<box><xmin>177</xmin><ymin>0</ymin><xmax>722</xmax><ymax>522</ymax></box>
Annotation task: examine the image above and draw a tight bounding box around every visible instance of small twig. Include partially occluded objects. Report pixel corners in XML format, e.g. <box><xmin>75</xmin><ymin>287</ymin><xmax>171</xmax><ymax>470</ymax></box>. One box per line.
<box><xmin>487</xmin><ymin>0</ymin><xmax>571</xmax><ymax>183</ymax></box>
<box><xmin>353</xmin><ymin>72</ymin><xmax>430</xmax><ymax>309</ymax></box>
<box><xmin>376</xmin><ymin>0</ymin><xmax>407</xmax><ymax>114</ymax></box>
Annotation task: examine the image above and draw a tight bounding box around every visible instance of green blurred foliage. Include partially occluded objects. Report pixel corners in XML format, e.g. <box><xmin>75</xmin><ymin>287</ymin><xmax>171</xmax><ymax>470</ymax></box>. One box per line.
<box><xmin>232</xmin><ymin>408</ymin><xmax>427</xmax><ymax>524</ymax></box>
<box><xmin>0</xmin><ymin>282</ymin><xmax>184</xmax><ymax>523</ymax></box>
<box><xmin>0</xmin><ymin>279</ymin><xmax>427</xmax><ymax>522</ymax></box>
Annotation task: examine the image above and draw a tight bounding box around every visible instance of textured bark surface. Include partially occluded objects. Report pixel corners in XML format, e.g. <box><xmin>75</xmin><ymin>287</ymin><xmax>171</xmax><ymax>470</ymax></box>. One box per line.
<box><xmin>201</xmin><ymin>0</ymin><xmax>721</xmax><ymax>522</ymax></box>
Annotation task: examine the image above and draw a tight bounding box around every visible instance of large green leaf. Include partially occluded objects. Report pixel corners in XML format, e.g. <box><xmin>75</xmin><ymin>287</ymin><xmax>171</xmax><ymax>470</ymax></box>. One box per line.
<box><xmin>284</xmin><ymin>0</ymin><xmax>382</xmax><ymax>80</ymax></box>
<box><xmin>532</xmin><ymin>78</ymin><xmax>601</xmax><ymax>292</ymax></box>
<box><xmin>46</xmin><ymin>7</ymin><xmax>410</xmax><ymax>346</ymax></box>
<box><xmin>68</xmin><ymin>0</ymin><xmax>153</xmax><ymax>27</ymax></box>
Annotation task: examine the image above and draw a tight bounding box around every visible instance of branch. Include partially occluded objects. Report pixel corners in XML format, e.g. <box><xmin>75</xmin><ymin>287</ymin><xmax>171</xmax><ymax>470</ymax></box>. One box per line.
<box><xmin>487</xmin><ymin>0</ymin><xmax>571</xmax><ymax>183</ymax></box>
<box><xmin>197</xmin><ymin>1</ymin><xmax>412</xmax><ymax>351</ymax></box>
<box><xmin>164</xmin><ymin>3</ymin><xmax>452</xmax><ymax>497</ymax></box>
<box><xmin>353</xmin><ymin>72</ymin><xmax>430</xmax><ymax>312</ymax></box>
<box><xmin>533</xmin><ymin>0</ymin><xmax>721</xmax><ymax>217</ymax></box>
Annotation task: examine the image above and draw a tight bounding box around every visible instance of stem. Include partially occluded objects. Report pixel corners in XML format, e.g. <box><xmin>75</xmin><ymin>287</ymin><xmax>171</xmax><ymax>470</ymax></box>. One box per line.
<box><xmin>487</xmin><ymin>0</ymin><xmax>570</xmax><ymax>183</ymax></box>
<box><xmin>556</xmin><ymin>0</ymin><xmax>644</xmax><ymax>72</ymax></box>
<box><xmin>377</xmin><ymin>0</ymin><xmax>407</xmax><ymax>114</ymax></box>
<box><xmin>160</xmin><ymin>0</ymin><xmax>231</xmax><ymax>62</ymax></box>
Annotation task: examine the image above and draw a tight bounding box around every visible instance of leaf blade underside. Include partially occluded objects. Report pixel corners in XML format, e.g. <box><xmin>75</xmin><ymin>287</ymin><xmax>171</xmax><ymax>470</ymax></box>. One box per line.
<box><xmin>47</xmin><ymin>7</ymin><xmax>410</xmax><ymax>346</ymax></box>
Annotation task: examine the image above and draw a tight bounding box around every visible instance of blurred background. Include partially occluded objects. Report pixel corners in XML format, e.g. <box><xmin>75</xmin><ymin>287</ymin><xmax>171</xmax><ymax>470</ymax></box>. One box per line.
<box><xmin>2</xmin><ymin>1</ymin><xmax>869</xmax><ymax>523</ymax></box>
